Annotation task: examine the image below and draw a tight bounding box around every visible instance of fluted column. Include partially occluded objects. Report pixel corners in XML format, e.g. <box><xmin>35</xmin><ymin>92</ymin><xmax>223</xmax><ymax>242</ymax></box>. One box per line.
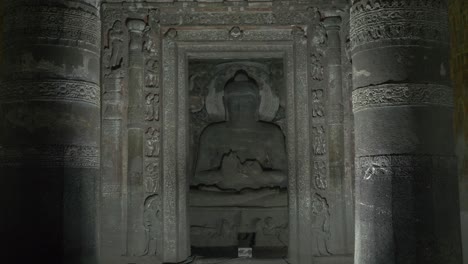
<box><xmin>0</xmin><ymin>0</ymin><xmax>101</xmax><ymax>263</ymax></box>
<box><xmin>350</xmin><ymin>0</ymin><xmax>462</xmax><ymax>263</ymax></box>
<box><xmin>323</xmin><ymin>15</ymin><xmax>349</xmax><ymax>254</ymax></box>
<box><xmin>125</xmin><ymin>18</ymin><xmax>146</xmax><ymax>257</ymax></box>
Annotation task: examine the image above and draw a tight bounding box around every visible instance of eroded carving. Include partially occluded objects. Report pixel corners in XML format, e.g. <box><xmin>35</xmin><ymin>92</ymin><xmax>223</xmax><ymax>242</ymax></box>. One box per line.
<box><xmin>142</xmin><ymin>194</ymin><xmax>161</xmax><ymax>256</ymax></box>
<box><xmin>0</xmin><ymin>80</ymin><xmax>99</xmax><ymax>106</ymax></box>
<box><xmin>0</xmin><ymin>144</ymin><xmax>99</xmax><ymax>168</ymax></box>
<box><xmin>145</xmin><ymin>93</ymin><xmax>160</xmax><ymax>121</ymax></box>
<box><xmin>352</xmin><ymin>84</ymin><xmax>454</xmax><ymax>112</ymax></box>
<box><xmin>192</xmin><ymin>71</ymin><xmax>287</xmax><ymax>190</ymax></box>
<box><xmin>311</xmin><ymin>193</ymin><xmax>331</xmax><ymax>256</ymax></box>
<box><xmin>312</xmin><ymin>125</ymin><xmax>326</xmax><ymax>155</ymax></box>
<box><xmin>145</xmin><ymin>127</ymin><xmax>160</xmax><ymax>157</ymax></box>
<box><xmin>310</xmin><ymin>53</ymin><xmax>324</xmax><ymax>81</ymax></box>
<box><xmin>145</xmin><ymin>59</ymin><xmax>160</xmax><ymax>88</ymax></box>
<box><xmin>106</xmin><ymin>20</ymin><xmax>125</xmax><ymax>72</ymax></box>
<box><xmin>350</xmin><ymin>1</ymin><xmax>448</xmax><ymax>50</ymax></box>
<box><xmin>312</xmin><ymin>89</ymin><xmax>325</xmax><ymax>117</ymax></box>
<box><xmin>229</xmin><ymin>26</ymin><xmax>243</xmax><ymax>39</ymax></box>
<box><xmin>314</xmin><ymin>161</ymin><xmax>328</xmax><ymax>190</ymax></box>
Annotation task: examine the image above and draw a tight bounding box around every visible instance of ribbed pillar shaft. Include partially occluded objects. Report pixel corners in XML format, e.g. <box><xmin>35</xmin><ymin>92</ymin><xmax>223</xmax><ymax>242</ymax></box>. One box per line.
<box><xmin>350</xmin><ymin>0</ymin><xmax>462</xmax><ymax>263</ymax></box>
<box><xmin>125</xmin><ymin>19</ymin><xmax>146</xmax><ymax>256</ymax></box>
<box><xmin>0</xmin><ymin>1</ymin><xmax>101</xmax><ymax>263</ymax></box>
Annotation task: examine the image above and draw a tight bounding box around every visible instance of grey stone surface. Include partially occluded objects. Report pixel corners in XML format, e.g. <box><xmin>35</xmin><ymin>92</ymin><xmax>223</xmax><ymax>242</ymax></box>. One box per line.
<box><xmin>0</xmin><ymin>1</ymin><xmax>101</xmax><ymax>263</ymax></box>
<box><xmin>97</xmin><ymin>2</ymin><xmax>354</xmax><ymax>264</ymax></box>
<box><xmin>350</xmin><ymin>1</ymin><xmax>462</xmax><ymax>263</ymax></box>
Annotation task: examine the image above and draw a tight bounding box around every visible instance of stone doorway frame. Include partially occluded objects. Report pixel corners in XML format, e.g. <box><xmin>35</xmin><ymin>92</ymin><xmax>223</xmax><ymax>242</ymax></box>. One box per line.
<box><xmin>160</xmin><ymin>25</ymin><xmax>313</xmax><ymax>264</ymax></box>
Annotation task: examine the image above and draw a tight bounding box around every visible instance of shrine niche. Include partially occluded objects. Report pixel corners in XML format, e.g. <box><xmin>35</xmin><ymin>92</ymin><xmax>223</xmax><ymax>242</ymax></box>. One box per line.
<box><xmin>188</xmin><ymin>62</ymin><xmax>288</xmax><ymax>257</ymax></box>
<box><xmin>99</xmin><ymin>1</ymin><xmax>353</xmax><ymax>264</ymax></box>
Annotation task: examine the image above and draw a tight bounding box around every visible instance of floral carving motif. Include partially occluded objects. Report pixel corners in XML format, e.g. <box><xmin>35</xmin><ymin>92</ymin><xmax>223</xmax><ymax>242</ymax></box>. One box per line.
<box><xmin>0</xmin><ymin>145</ymin><xmax>99</xmax><ymax>168</ymax></box>
<box><xmin>352</xmin><ymin>84</ymin><xmax>453</xmax><ymax>112</ymax></box>
<box><xmin>0</xmin><ymin>80</ymin><xmax>100</xmax><ymax>106</ymax></box>
<box><xmin>350</xmin><ymin>0</ymin><xmax>448</xmax><ymax>49</ymax></box>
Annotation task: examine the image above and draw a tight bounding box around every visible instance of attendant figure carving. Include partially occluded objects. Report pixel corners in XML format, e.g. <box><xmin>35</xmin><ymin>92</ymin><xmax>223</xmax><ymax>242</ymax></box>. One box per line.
<box><xmin>142</xmin><ymin>195</ymin><xmax>160</xmax><ymax>256</ymax></box>
<box><xmin>311</xmin><ymin>194</ymin><xmax>331</xmax><ymax>256</ymax></box>
<box><xmin>106</xmin><ymin>20</ymin><xmax>124</xmax><ymax>70</ymax></box>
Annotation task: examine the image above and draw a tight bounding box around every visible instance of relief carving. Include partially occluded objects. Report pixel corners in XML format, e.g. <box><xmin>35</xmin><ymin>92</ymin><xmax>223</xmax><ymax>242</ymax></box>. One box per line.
<box><xmin>311</xmin><ymin>89</ymin><xmax>325</xmax><ymax>117</ymax></box>
<box><xmin>145</xmin><ymin>93</ymin><xmax>160</xmax><ymax>121</ymax></box>
<box><xmin>145</xmin><ymin>59</ymin><xmax>160</xmax><ymax>88</ymax></box>
<box><xmin>104</xmin><ymin>20</ymin><xmax>125</xmax><ymax>77</ymax></box>
<box><xmin>312</xmin><ymin>125</ymin><xmax>326</xmax><ymax>155</ymax></box>
<box><xmin>0</xmin><ymin>80</ymin><xmax>99</xmax><ymax>106</ymax></box>
<box><xmin>311</xmin><ymin>193</ymin><xmax>331</xmax><ymax>256</ymax></box>
<box><xmin>310</xmin><ymin>53</ymin><xmax>324</xmax><ymax>81</ymax></box>
<box><xmin>145</xmin><ymin>127</ymin><xmax>160</xmax><ymax>157</ymax></box>
<box><xmin>313</xmin><ymin>161</ymin><xmax>328</xmax><ymax>190</ymax></box>
<box><xmin>0</xmin><ymin>144</ymin><xmax>99</xmax><ymax>168</ymax></box>
<box><xmin>142</xmin><ymin>194</ymin><xmax>161</xmax><ymax>256</ymax></box>
<box><xmin>229</xmin><ymin>26</ymin><xmax>243</xmax><ymax>39</ymax></box>
<box><xmin>350</xmin><ymin>1</ymin><xmax>448</xmax><ymax>49</ymax></box>
<box><xmin>352</xmin><ymin>84</ymin><xmax>454</xmax><ymax>112</ymax></box>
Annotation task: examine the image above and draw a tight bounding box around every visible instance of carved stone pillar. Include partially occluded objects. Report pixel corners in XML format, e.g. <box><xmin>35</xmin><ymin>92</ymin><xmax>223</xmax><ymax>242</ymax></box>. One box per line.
<box><xmin>125</xmin><ymin>18</ymin><xmax>146</xmax><ymax>256</ymax></box>
<box><xmin>0</xmin><ymin>1</ymin><xmax>101</xmax><ymax>263</ymax></box>
<box><xmin>350</xmin><ymin>1</ymin><xmax>462</xmax><ymax>263</ymax></box>
<box><xmin>323</xmin><ymin>15</ymin><xmax>349</xmax><ymax>255</ymax></box>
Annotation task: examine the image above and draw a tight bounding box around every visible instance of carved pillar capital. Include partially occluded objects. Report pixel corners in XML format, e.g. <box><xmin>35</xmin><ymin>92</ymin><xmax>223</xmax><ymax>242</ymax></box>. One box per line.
<box><xmin>127</xmin><ymin>19</ymin><xmax>146</xmax><ymax>52</ymax></box>
<box><xmin>323</xmin><ymin>16</ymin><xmax>342</xmax><ymax>31</ymax></box>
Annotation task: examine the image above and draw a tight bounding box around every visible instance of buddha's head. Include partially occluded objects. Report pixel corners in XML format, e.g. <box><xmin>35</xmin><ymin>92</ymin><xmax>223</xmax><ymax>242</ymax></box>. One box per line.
<box><xmin>224</xmin><ymin>71</ymin><xmax>260</xmax><ymax>122</ymax></box>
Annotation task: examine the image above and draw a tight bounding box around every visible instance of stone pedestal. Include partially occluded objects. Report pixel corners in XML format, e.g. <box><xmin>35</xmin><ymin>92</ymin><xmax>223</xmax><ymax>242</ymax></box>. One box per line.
<box><xmin>0</xmin><ymin>1</ymin><xmax>101</xmax><ymax>263</ymax></box>
<box><xmin>350</xmin><ymin>1</ymin><xmax>462</xmax><ymax>263</ymax></box>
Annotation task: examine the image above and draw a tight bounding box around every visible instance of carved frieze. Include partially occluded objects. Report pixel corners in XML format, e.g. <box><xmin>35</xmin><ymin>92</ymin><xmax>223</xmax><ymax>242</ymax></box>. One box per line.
<box><xmin>3</xmin><ymin>6</ymin><xmax>100</xmax><ymax>51</ymax></box>
<box><xmin>350</xmin><ymin>0</ymin><xmax>449</xmax><ymax>50</ymax></box>
<box><xmin>352</xmin><ymin>84</ymin><xmax>454</xmax><ymax>112</ymax></box>
<box><xmin>0</xmin><ymin>80</ymin><xmax>99</xmax><ymax>106</ymax></box>
<box><xmin>0</xmin><ymin>144</ymin><xmax>99</xmax><ymax>168</ymax></box>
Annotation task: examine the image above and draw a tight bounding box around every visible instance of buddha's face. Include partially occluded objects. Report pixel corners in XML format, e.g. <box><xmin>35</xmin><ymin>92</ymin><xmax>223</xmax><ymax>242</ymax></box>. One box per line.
<box><xmin>224</xmin><ymin>88</ymin><xmax>259</xmax><ymax>122</ymax></box>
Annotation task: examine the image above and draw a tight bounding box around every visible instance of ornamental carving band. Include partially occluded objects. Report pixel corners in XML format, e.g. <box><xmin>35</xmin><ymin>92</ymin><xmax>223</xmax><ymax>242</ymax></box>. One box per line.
<box><xmin>350</xmin><ymin>1</ymin><xmax>448</xmax><ymax>49</ymax></box>
<box><xmin>0</xmin><ymin>145</ymin><xmax>99</xmax><ymax>168</ymax></box>
<box><xmin>352</xmin><ymin>84</ymin><xmax>453</xmax><ymax>112</ymax></box>
<box><xmin>0</xmin><ymin>80</ymin><xmax>100</xmax><ymax>106</ymax></box>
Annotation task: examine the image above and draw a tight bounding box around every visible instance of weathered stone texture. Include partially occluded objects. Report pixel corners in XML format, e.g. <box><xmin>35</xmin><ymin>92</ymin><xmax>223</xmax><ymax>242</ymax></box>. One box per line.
<box><xmin>351</xmin><ymin>0</ymin><xmax>462</xmax><ymax>263</ymax></box>
<box><xmin>0</xmin><ymin>1</ymin><xmax>101</xmax><ymax>263</ymax></box>
<box><xmin>450</xmin><ymin>0</ymin><xmax>468</xmax><ymax>263</ymax></box>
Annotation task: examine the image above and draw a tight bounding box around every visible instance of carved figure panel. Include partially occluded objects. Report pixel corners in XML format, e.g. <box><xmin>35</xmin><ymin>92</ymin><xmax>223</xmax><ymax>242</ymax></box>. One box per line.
<box><xmin>312</xmin><ymin>89</ymin><xmax>325</xmax><ymax>118</ymax></box>
<box><xmin>145</xmin><ymin>127</ymin><xmax>160</xmax><ymax>158</ymax></box>
<box><xmin>145</xmin><ymin>93</ymin><xmax>160</xmax><ymax>121</ymax></box>
<box><xmin>313</xmin><ymin>125</ymin><xmax>326</xmax><ymax>155</ymax></box>
<box><xmin>314</xmin><ymin>161</ymin><xmax>328</xmax><ymax>190</ymax></box>
<box><xmin>311</xmin><ymin>193</ymin><xmax>331</xmax><ymax>256</ymax></box>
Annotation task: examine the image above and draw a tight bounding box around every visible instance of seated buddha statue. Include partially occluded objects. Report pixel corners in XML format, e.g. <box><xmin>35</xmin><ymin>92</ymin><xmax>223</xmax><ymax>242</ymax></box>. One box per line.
<box><xmin>189</xmin><ymin>70</ymin><xmax>288</xmax><ymax>207</ymax></box>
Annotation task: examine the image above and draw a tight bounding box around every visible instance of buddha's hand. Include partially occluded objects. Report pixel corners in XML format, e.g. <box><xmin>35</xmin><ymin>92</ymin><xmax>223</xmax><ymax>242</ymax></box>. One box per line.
<box><xmin>239</xmin><ymin>160</ymin><xmax>262</xmax><ymax>176</ymax></box>
<box><xmin>221</xmin><ymin>152</ymin><xmax>240</xmax><ymax>176</ymax></box>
